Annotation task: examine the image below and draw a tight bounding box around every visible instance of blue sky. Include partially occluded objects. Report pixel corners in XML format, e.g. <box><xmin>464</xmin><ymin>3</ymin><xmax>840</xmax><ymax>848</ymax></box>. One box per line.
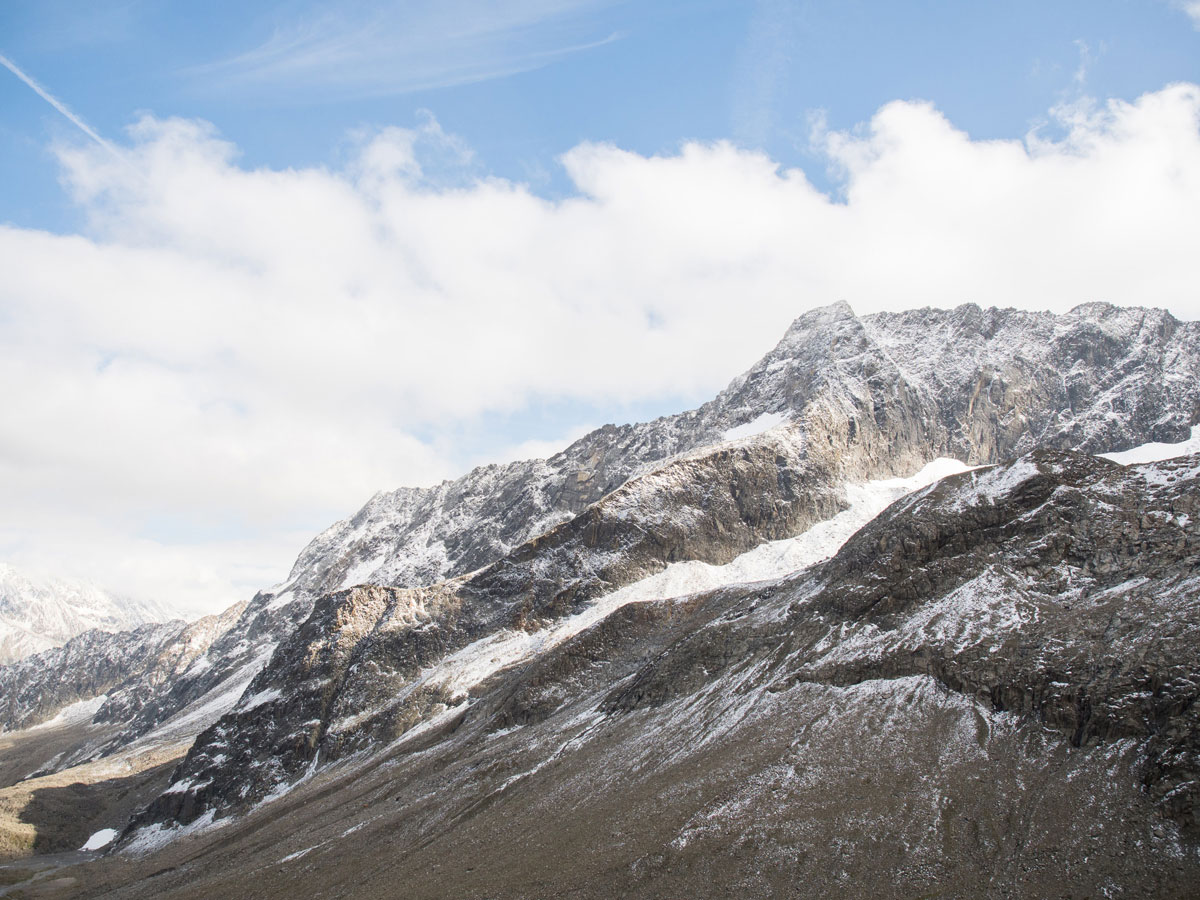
<box><xmin>4</xmin><ymin>1</ymin><xmax>1199</xmax><ymax>230</ymax></box>
<box><xmin>1</xmin><ymin>1</ymin><xmax>1199</xmax><ymax>615</ymax></box>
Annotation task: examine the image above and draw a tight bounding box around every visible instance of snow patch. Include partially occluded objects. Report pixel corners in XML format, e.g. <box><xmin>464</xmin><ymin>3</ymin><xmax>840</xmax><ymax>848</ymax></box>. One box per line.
<box><xmin>339</xmin><ymin>551</ymin><xmax>388</xmax><ymax>590</ymax></box>
<box><xmin>407</xmin><ymin>458</ymin><xmax>971</xmax><ymax>705</ymax></box>
<box><xmin>280</xmin><ymin>845</ymin><xmax>318</xmax><ymax>863</ymax></box>
<box><xmin>29</xmin><ymin>694</ymin><xmax>107</xmax><ymax>731</ymax></box>
<box><xmin>263</xmin><ymin>590</ymin><xmax>297</xmax><ymax>612</ymax></box>
<box><xmin>956</xmin><ymin>458</ymin><xmax>1039</xmax><ymax>507</ymax></box>
<box><xmin>121</xmin><ymin>809</ymin><xmax>224</xmax><ymax>856</ymax></box>
<box><xmin>252</xmin><ymin>749</ymin><xmax>323</xmax><ymax>810</ymax></box>
<box><xmin>1100</xmin><ymin>425</ymin><xmax>1200</xmax><ymax>465</ymax></box>
<box><xmin>817</xmin><ymin>567</ymin><xmax>1035</xmax><ymax>665</ymax></box>
<box><xmin>136</xmin><ymin>643</ymin><xmax>276</xmax><ymax>749</ymax></box>
<box><xmin>238</xmin><ymin>688</ymin><xmax>282</xmax><ymax>712</ymax></box>
<box><xmin>162</xmin><ymin>777</ymin><xmax>211</xmax><ymax>795</ymax></box>
<box><xmin>722</xmin><ymin>411</ymin><xmax>789</xmax><ymax>442</ymax></box>
<box><xmin>80</xmin><ymin>828</ymin><xmax>118</xmax><ymax>851</ymax></box>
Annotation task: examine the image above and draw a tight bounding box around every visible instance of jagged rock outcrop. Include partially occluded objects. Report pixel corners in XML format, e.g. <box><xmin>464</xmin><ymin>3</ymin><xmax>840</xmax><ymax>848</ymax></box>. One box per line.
<box><xmin>0</xmin><ymin>602</ymin><xmax>246</xmax><ymax>735</ymax></box>
<box><xmin>283</xmin><ymin>301</ymin><xmax>1200</xmax><ymax>598</ymax></box>
<box><xmin>93</xmin><ymin>302</ymin><xmax>1200</xmax><ymax>758</ymax></box>
<box><xmin>0</xmin><ymin>625</ymin><xmax>185</xmax><ymax>734</ymax></box>
<box><xmin>605</xmin><ymin>449</ymin><xmax>1200</xmax><ymax>830</ymax></box>
<box><xmin>92</xmin><ymin>601</ymin><xmax>249</xmax><ymax>728</ymax></box>
<box><xmin>793</xmin><ymin>448</ymin><xmax>1200</xmax><ymax>831</ymax></box>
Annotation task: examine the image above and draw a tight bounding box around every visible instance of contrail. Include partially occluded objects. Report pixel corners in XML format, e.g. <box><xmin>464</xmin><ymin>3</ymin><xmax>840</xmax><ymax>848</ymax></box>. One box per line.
<box><xmin>0</xmin><ymin>51</ymin><xmax>123</xmax><ymax>160</ymax></box>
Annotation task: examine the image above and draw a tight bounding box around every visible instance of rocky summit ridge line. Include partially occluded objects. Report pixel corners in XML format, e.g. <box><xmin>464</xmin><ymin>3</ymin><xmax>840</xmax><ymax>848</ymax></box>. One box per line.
<box><xmin>74</xmin><ymin>301</ymin><xmax>1200</xmax><ymax>759</ymax></box>
<box><xmin>116</xmin><ymin>302</ymin><xmax>1197</xmax><ymax>832</ymax></box>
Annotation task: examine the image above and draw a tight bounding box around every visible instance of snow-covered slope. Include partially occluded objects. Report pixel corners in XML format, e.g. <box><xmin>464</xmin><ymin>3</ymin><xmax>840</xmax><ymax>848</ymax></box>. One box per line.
<box><xmin>0</xmin><ymin>564</ymin><xmax>171</xmax><ymax>664</ymax></box>
<box><xmin>4</xmin><ymin>301</ymin><xmax>1199</xmax><ymax>897</ymax></box>
<box><xmin>306</xmin><ymin>458</ymin><xmax>972</xmax><ymax>715</ymax></box>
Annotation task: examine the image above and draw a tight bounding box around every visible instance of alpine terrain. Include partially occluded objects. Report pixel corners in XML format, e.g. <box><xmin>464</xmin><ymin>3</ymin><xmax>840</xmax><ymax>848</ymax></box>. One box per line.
<box><xmin>0</xmin><ymin>565</ymin><xmax>170</xmax><ymax>665</ymax></box>
<box><xmin>0</xmin><ymin>300</ymin><xmax>1198</xmax><ymax>898</ymax></box>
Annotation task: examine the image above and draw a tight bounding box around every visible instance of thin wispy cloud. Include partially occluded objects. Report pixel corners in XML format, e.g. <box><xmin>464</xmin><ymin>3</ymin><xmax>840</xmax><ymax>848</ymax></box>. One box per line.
<box><xmin>187</xmin><ymin>0</ymin><xmax>623</xmax><ymax>99</ymax></box>
<box><xmin>1071</xmin><ymin>38</ymin><xmax>1107</xmax><ymax>89</ymax></box>
<box><xmin>731</xmin><ymin>0</ymin><xmax>803</xmax><ymax>149</ymax></box>
<box><xmin>0</xmin><ymin>52</ymin><xmax>124</xmax><ymax>161</ymax></box>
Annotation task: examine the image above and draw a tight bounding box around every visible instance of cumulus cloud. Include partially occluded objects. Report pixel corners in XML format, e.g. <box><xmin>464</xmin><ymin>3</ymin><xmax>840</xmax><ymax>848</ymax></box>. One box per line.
<box><xmin>2</xmin><ymin>84</ymin><xmax>1199</xmax><ymax>615</ymax></box>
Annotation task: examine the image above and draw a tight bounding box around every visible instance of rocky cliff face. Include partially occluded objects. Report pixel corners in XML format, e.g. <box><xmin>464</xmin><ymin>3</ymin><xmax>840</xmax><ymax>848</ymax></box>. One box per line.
<box><xmin>90</xmin><ymin>302</ymin><xmax>1200</xmax><ymax>757</ymax></box>
<box><xmin>0</xmin><ymin>624</ymin><xmax>184</xmax><ymax>734</ymax></box>
<box><xmin>5</xmin><ymin>300</ymin><xmax>1200</xmax><ymax>898</ymax></box>
<box><xmin>279</xmin><ymin>301</ymin><xmax>1200</xmax><ymax>599</ymax></box>
<box><xmin>609</xmin><ymin>448</ymin><xmax>1200</xmax><ymax>832</ymax></box>
<box><xmin>129</xmin><ymin>438</ymin><xmax>1200</xmax><ymax>855</ymax></box>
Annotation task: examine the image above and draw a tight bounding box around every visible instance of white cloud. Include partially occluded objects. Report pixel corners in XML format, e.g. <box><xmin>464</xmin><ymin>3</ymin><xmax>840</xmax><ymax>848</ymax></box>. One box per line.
<box><xmin>188</xmin><ymin>0</ymin><xmax>622</xmax><ymax>99</ymax></box>
<box><xmin>2</xmin><ymin>84</ymin><xmax>1199</xmax><ymax>615</ymax></box>
<box><xmin>1175</xmin><ymin>1</ymin><xmax>1200</xmax><ymax>28</ymax></box>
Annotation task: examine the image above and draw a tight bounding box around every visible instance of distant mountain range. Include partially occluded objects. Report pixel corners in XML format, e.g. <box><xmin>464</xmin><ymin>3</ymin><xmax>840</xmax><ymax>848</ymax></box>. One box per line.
<box><xmin>0</xmin><ymin>563</ymin><xmax>171</xmax><ymax>664</ymax></box>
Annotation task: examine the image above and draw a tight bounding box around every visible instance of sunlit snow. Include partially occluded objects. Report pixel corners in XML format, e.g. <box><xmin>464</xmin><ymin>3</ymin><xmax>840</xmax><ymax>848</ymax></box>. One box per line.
<box><xmin>1100</xmin><ymin>425</ymin><xmax>1200</xmax><ymax>465</ymax></box>
<box><xmin>80</xmin><ymin>828</ymin><xmax>118</xmax><ymax>851</ymax></box>
<box><xmin>27</xmin><ymin>694</ymin><xmax>107</xmax><ymax>732</ymax></box>
<box><xmin>722</xmin><ymin>411</ymin><xmax>790</xmax><ymax>442</ymax></box>
<box><xmin>420</xmin><ymin>458</ymin><xmax>970</xmax><ymax>702</ymax></box>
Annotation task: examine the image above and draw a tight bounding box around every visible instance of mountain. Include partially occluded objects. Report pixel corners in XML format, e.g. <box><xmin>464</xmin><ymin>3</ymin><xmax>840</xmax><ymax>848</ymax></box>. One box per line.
<box><xmin>70</xmin><ymin>446</ymin><xmax>1200</xmax><ymax>899</ymax></box>
<box><xmin>0</xmin><ymin>301</ymin><xmax>1197</xmax><ymax>897</ymax></box>
<box><xmin>0</xmin><ymin>563</ymin><xmax>171</xmax><ymax>664</ymax></box>
<box><xmin>78</xmin><ymin>301</ymin><xmax>1200</xmax><ymax>758</ymax></box>
<box><xmin>0</xmin><ymin>603</ymin><xmax>247</xmax><ymax>859</ymax></box>
<box><xmin>0</xmin><ymin>602</ymin><xmax>248</xmax><ymax>737</ymax></box>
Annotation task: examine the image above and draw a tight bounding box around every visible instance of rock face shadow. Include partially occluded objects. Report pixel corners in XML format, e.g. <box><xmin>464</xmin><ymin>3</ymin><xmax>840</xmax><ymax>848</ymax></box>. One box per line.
<box><xmin>10</xmin><ymin>761</ymin><xmax>176</xmax><ymax>858</ymax></box>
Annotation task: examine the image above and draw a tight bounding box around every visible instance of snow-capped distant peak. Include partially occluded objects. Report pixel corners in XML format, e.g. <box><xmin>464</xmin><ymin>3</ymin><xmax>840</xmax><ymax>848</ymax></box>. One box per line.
<box><xmin>0</xmin><ymin>563</ymin><xmax>172</xmax><ymax>664</ymax></box>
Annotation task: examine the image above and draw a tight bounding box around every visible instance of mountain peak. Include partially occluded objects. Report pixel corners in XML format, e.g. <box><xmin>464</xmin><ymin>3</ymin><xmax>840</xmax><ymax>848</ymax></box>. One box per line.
<box><xmin>0</xmin><ymin>563</ymin><xmax>171</xmax><ymax>664</ymax></box>
<box><xmin>783</xmin><ymin>299</ymin><xmax>858</xmax><ymax>333</ymax></box>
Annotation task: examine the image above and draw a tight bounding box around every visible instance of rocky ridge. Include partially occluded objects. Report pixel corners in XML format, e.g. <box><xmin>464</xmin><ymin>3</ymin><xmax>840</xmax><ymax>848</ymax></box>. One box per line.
<box><xmin>2</xmin><ymin>300</ymin><xmax>1198</xmax><ymax>896</ymax></box>
<box><xmin>609</xmin><ymin>448</ymin><xmax>1200</xmax><ymax>831</ymax></box>
<box><xmin>84</xmin><ymin>301</ymin><xmax>1200</xmax><ymax>758</ymax></box>
<box><xmin>133</xmin><ymin>428</ymin><xmax>847</xmax><ymax>824</ymax></box>
<box><xmin>129</xmin><ymin>435</ymin><xmax>1200</xmax><ymax>845</ymax></box>
<box><xmin>0</xmin><ymin>602</ymin><xmax>246</xmax><ymax>736</ymax></box>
